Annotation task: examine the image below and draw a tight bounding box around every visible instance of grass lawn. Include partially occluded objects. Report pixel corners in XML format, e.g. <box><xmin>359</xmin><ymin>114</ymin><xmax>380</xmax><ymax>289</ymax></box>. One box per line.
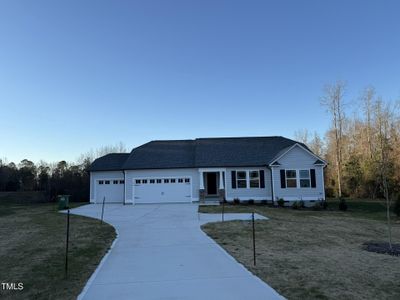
<box><xmin>200</xmin><ymin>199</ymin><xmax>400</xmax><ymax>300</ymax></box>
<box><xmin>0</xmin><ymin>202</ymin><xmax>116</xmax><ymax>300</ymax></box>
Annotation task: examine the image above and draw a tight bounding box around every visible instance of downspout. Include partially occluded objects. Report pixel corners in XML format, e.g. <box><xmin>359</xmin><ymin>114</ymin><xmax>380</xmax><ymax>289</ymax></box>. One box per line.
<box><xmin>269</xmin><ymin>166</ymin><xmax>275</xmax><ymax>206</ymax></box>
<box><xmin>322</xmin><ymin>165</ymin><xmax>327</xmax><ymax>201</ymax></box>
<box><xmin>123</xmin><ymin>170</ymin><xmax>126</xmax><ymax>205</ymax></box>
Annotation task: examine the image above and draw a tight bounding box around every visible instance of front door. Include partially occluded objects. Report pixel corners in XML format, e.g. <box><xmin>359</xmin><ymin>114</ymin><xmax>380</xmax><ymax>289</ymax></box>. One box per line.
<box><xmin>206</xmin><ymin>172</ymin><xmax>218</xmax><ymax>195</ymax></box>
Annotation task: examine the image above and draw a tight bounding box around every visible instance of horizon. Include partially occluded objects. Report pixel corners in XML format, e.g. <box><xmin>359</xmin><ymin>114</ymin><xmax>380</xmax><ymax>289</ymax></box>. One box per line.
<box><xmin>1</xmin><ymin>1</ymin><xmax>399</xmax><ymax>164</ymax></box>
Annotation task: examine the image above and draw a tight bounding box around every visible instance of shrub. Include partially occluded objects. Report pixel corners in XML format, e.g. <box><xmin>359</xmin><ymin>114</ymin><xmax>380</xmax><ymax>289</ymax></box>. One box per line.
<box><xmin>248</xmin><ymin>199</ymin><xmax>255</xmax><ymax>205</ymax></box>
<box><xmin>298</xmin><ymin>200</ymin><xmax>305</xmax><ymax>209</ymax></box>
<box><xmin>339</xmin><ymin>198</ymin><xmax>348</xmax><ymax>211</ymax></box>
<box><xmin>292</xmin><ymin>201</ymin><xmax>299</xmax><ymax>209</ymax></box>
<box><xmin>277</xmin><ymin>198</ymin><xmax>285</xmax><ymax>207</ymax></box>
<box><xmin>312</xmin><ymin>201</ymin><xmax>322</xmax><ymax>211</ymax></box>
<box><xmin>322</xmin><ymin>200</ymin><xmax>328</xmax><ymax>210</ymax></box>
<box><xmin>233</xmin><ymin>198</ymin><xmax>240</xmax><ymax>205</ymax></box>
<box><xmin>393</xmin><ymin>194</ymin><xmax>400</xmax><ymax>217</ymax></box>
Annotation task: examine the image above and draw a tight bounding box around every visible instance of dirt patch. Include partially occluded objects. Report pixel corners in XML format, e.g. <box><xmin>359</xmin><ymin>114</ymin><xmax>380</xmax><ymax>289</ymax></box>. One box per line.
<box><xmin>363</xmin><ymin>241</ymin><xmax>400</xmax><ymax>256</ymax></box>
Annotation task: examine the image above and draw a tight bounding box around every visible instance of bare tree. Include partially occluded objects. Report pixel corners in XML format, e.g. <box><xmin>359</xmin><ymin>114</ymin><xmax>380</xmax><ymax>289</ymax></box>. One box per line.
<box><xmin>294</xmin><ymin>129</ymin><xmax>310</xmax><ymax>145</ymax></box>
<box><xmin>309</xmin><ymin>132</ymin><xmax>325</xmax><ymax>157</ymax></box>
<box><xmin>294</xmin><ymin>130</ymin><xmax>325</xmax><ymax>157</ymax></box>
<box><xmin>361</xmin><ymin>86</ymin><xmax>376</xmax><ymax>158</ymax></box>
<box><xmin>76</xmin><ymin>142</ymin><xmax>127</xmax><ymax>164</ymax></box>
<box><xmin>321</xmin><ymin>81</ymin><xmax>346</xmax><ymax>198</ymax></box>
<box><xmin>374</xmin><ymin>99</ymin><xmax>395</xmax><ymax>249</ymax></box>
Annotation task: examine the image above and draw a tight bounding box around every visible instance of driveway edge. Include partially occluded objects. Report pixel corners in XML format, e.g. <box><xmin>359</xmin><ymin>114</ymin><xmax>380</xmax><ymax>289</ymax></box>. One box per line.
<box><xmin>77</xmin><ymin>226</ymin><xmax>119</xmax><ymax>300</ymax></box>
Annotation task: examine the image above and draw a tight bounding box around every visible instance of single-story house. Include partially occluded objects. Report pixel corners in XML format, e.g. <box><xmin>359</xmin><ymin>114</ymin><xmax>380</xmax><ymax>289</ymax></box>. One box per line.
<box><xmin>89</xmin><ymin>136</ymin><xmax>327</xmax><ymax>205</ymax></box>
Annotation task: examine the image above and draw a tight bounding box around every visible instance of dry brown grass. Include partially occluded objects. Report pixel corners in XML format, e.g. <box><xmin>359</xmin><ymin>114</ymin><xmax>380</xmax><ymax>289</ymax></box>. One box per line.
<box><xmin>0</xmin><ymin>203</ymin><xmax>115</xmax><ymax>300</ymax></box>
<box><xmin>201</xmin><ymin>203</ymin><xmax>400</xmax><ymax>300</ymax></box>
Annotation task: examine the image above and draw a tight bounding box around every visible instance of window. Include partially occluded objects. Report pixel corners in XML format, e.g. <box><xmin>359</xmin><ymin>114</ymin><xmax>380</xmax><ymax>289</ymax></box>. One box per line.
<box><xmin>99</xmin><ymin>180</ymin><xmax>104</xmax><ymax>184</ymax></box>
<box><xmin>178</xmin><ymin>178</ymin><xmax>183</xmax><ymax>183</ymax></box>
<box><xmin>156</xmin><ymin>179</ymin><xmax>162</xmax><ymax>183</ymax></box>
<box><xmin>113</xmin><ymin>180</ymin><xmax>119</xmax><ymax>184</ymax></box>
<box><xmin>249</xmin><ymin>171</ymin><xmax>260</xmax><ymax>188</ymax></box>
<box><xmin>120</xmin><ymin>180</ymin><xmax>125</xmax><ymax>184</ymax></box>
<box><xmin>150</xmin><ymin>179</ymin><xmax>155</xmax><ymax>184</ymax></box>
<box><xmin>171</xmin><ymin>178</ymin><xmax>176</xmax><ymax>183</ymax></box>
<box><xmin>285</xmin><ymin>170</ymin><xmax>297</xmax><ymax>188</ymax></box>
<box><xmin>185</xmin><ymin>178</ymin><xmax>190</xmax><ymax>183</ymax></box>
<box><xmin>105</xmin><ymin>180</ymin><xmax>110</xmax><ymax>185</ymax></box>
<box><xmin>164</xmin><ymin>179</ymin><xmax>170</xmax><ymax>183</ymax></box>
<box><xmin>142</xmin><ymin>179</ymin><xmax>148</xmax><ymax>184</ymax></box>
<box><xmin>135</xmin><ymin>179</ymin><xmax>141</xmax><ymax>184</ymax></box>
<box><xmin>236</xmin><ymin>171</ymin><xmax>247</xmax><ymax>188</ymax></box>
<box><xmin>299</xmin><ymin>170</ymin><xmax>310</xmax><ymax>188</ymax></box>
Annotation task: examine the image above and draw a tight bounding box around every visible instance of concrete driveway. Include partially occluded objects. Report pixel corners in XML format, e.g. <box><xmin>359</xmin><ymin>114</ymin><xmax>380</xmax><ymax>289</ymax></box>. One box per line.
<box><xmin>70</xmin><ymin>204</ymin><xmax>283</xmax><ymax>300</ymax></box>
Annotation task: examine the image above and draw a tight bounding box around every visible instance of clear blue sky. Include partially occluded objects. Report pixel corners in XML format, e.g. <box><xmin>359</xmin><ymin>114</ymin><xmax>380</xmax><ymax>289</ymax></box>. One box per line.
<box><xmin>1</xmin><ymin>0</ymin><xmax>399</xmax><ymax>164</ymax></box>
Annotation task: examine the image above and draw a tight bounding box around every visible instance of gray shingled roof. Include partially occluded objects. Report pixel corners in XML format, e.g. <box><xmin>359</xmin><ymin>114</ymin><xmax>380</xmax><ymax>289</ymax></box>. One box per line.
<box><xmin>89</xmin><ymin>153</ymin><xmax>130</xmax><ymax>171</ymax></box>
<box><xmin>193</xmin><ymin>137</ymin><xmax>302</xmax><ymax>167</ymax></box>
<box><xmin>122</xmin><ymin>140</ymin><xmax>196</xmax><ymax>170</ymax></box>
<box><xmin>90</xmin><ymin>136</ymin><xmax>312</xmax><ymax>171</ymax></box>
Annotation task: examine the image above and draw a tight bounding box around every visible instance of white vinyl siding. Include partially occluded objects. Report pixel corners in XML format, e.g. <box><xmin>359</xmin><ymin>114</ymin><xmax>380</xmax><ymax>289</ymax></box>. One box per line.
<box><xmin>271</xmin><ymin>145</ymin><xmax>325</xmax><ymax>201</ymax></box>
<box><xmin>225</xmin><ymin>167</ymin><xmax>272</xmax><ymax>201</ymax></box>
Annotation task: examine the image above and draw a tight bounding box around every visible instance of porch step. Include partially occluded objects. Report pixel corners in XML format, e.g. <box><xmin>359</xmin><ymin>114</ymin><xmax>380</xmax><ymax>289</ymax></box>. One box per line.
<box><xmin>199</xmin><ymin>200</ymin><xmax>220</xmax><ymax>206</ymax></box>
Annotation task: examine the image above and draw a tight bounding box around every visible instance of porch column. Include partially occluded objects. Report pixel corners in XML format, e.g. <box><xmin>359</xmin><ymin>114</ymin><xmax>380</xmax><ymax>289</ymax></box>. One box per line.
<box><xmin>219</xmin><ymin>171</ymin><xmax>224</xmax><ymax>189</ymax></box>
<box><xmin>199</xmin><ymin>171</ymin><xmax>204</xmax><ymax>189</ymax></box>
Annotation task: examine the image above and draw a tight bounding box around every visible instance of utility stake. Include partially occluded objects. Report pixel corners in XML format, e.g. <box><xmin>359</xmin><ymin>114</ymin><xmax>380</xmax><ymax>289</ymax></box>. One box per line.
<box><xmin>100</xmin><ymin>196</ymin><xmax>105</xmax><ymax>224</ymax></box>
<box><xmin>65</xmin><ymin>209</ymin><xmax>70</xmax><ymax>279</ymax></box>
<box><xmin>252</xmin><ymin>211</ymin><xmax>256</xmax><ymax>266</ymax></box>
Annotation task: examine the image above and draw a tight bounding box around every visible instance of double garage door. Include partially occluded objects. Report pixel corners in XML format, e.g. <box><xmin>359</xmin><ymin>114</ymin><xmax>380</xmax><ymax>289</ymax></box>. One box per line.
<box><xmin>133</xmin><ymin>177</ymin><xmax>192</xmax><ymax>203</ymax></box>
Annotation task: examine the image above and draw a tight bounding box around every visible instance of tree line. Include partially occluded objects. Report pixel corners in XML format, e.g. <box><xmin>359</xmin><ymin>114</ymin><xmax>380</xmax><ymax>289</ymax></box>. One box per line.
<box><xmin>296</xmin><ymin>82</ymin><xmax>400</xmax><ymax>201</ymax></box>
<box><xmin>0</xmin><ymin>143</ymin><xmax>127</xmax><ymax>202</ymax></box>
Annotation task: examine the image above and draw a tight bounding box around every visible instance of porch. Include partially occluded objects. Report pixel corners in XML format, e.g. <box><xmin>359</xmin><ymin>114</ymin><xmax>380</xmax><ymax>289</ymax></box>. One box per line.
<box><xmin>198</xmin><ymin>169</ymin><xmax>226</xmax><ymax>204</ymax></box>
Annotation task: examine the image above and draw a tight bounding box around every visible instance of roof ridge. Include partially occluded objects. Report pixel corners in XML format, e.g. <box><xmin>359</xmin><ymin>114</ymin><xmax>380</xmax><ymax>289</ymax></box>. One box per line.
<box><xmin>149</xmin><ymin>139</ymin><xmax>195</xmax><ymax>142</ymax></box>
<box><xmin>196</xmin><ymin>136</ymin><xmax>285</xmax><ymax>140</ymax></box>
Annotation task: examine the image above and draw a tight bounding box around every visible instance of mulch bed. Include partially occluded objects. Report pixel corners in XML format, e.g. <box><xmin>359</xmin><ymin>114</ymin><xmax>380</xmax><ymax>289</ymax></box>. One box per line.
<box><xmin>363</xmin><ymin>241</ymin><xmax>400</xmax><ymax>256</ymax></box>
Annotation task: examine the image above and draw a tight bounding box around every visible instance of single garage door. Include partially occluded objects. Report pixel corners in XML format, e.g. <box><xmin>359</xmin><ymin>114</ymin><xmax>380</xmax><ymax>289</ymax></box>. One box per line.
<box><xmin>133</xmin><ymin>177</ymin><xmax>191</xmax><ymax>203</ymax></box>
<box><xmin>95</xmin><ymin>179</ymin><xmax>124</xmax><ymax>203</ymax></box>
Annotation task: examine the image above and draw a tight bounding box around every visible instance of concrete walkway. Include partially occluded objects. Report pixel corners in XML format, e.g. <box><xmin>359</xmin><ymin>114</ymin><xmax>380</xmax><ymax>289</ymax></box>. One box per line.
<box><xmin>70</xmin><ymin>204</ymin><xmax>283</xmax><ymax>300</ymax></box>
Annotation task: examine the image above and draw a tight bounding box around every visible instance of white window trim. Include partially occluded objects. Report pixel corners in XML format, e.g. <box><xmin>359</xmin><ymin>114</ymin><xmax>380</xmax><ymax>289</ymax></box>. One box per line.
<box><xmin>236</xmin><ymin>170</ymin><xmax>247</xmax><ymax>189</ymax></box>
<box><xmin>235</xmin><ymin>169</ymin><xmax>263</xmax><ymax>189</ymax></box>
<box><xmin>283</xmin><ymin>169</ymin><xmax>312</xmax><ymax>189</ymax></box>
<box><xmin>249</xmin><ymin>170</ymin><xmax>260</xmax><ymax>189</ymax></box>
<box><xmin>299</xmin><ymin>169</ymin><xmax>311</xmax><ymax>188</ymax></box>
<box><xmin>285</xmin><ymin>169</ymin><xmax>297</xmax><ymax>188</ymax></box>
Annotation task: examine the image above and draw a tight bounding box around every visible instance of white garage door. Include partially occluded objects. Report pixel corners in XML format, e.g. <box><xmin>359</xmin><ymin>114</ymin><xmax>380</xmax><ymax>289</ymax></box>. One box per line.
<box><xmin>95</xmin><ymin>179</ymin><xmax>124</xmax><ymax>203</ymax></box>
<box><xmin>133</xmin><ymin>177</ymin><xmax>192</xmax><ymax>203</ymax></box>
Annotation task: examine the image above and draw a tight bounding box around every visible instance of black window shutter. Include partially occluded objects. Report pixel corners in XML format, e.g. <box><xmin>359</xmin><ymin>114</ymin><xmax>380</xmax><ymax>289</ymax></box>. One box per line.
<box><xmin>280</xmin><ymin>169</ymin><xmax>286</xmax><ymax>188</ymax></box>
<box><xmin>310</xmin><ymin>169</ymin><xmax>316</xmax><ymax>188</ymax></box>
<box><xmin>260</xmin><ymin>170</ymin><xmax>265</xmax><ymax>188</ymax></box>
<box><xmin>231</xmin><ymin>171</ymin><xmax>236</xmax><ymax>189</ymax></box>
